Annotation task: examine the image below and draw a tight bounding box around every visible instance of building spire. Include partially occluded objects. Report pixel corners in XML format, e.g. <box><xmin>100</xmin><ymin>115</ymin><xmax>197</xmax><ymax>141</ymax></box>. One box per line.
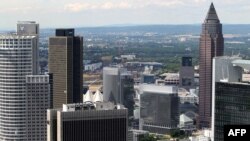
<box><xmin>205</xmin><ymin>3</ymin><xmax>219</xmax><ymax>21</ymax></box>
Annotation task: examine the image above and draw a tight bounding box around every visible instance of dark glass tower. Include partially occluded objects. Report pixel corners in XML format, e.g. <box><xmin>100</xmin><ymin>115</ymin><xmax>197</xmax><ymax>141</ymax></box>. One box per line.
<box><xmin>214</xmin><ymin>82</ymin><xmax>250</xmax><ymax>141</ymax></box>
<box><xmin>198</xmin><ymin>3</ymin><xmax>224</xmax><ymax>128</ymax></box>
<box><xmin>49</xmin><ymin>29</ymin><xmax>83</xmax><ymax>108</ymax></box>
<box><xmin>179</xmin><ymin>57</ymin><xmax>195</xmax><ymax>90</ymax></box>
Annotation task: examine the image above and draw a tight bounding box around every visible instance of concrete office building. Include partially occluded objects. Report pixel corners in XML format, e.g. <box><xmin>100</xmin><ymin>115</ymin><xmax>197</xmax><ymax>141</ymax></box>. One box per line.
<box><xmin>159</xmin><ymin>73</ymin><xmax>180</xmax><ymax>85</ymax></box>
<box><xmin>139</xmin><ymin>84</ymin><xmax>179</xmax><ymax>134</ymax></box>
<box><xmin>47</xmin><ymin>102</ymin><xmax>128</xmax><ymax>141</ymax></box>
<box><xmin>0</xmin><ymin>34</ymin><xmax>37</xmax><ymax>140</ymax></box>
<box><xmin>103</xmin><ymin>67</ymin><xmax>135</xmax><ymax>116</ymax></box>
<box><xmin>198</xmin><ymin>3</ymin><xmax>224</xmax><ymax>128</ymax></box>
<box><xmin>49</xmin><ymin>29</ymin><xmax>83</xmax><ymax>108</ymax></box>
<box><xmin>26</xmin><ymin>75</ymin><xmax>51</xmax><ymax>141</ymax></box>
<box><xmin>212</xmin><ymin>57</ymin><xmax>250</xmax><ymax>141</ymax></box>
<box><xmin>179</xmin><ymin>57</ymin><xmax>195</xmax><ymax>90</ymax></box>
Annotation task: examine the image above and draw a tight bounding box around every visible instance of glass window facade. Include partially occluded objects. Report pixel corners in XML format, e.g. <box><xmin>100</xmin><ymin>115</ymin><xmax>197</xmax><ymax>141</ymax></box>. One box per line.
<box><xmin>140</xmin><ymin>92</ymin><xmax>179</xmax><ymax>134</ymax></box>
<box><xmin>214</xmin><ymin>82</ymin><xmax>250</xmax><ymax>141</ymax></box>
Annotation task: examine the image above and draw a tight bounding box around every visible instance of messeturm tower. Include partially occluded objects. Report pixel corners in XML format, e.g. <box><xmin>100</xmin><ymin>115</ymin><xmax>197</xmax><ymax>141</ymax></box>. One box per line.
<box><xmin>198</xmin><ymin>3</ymin><xmax>224</xmax><ymax>128</ymax></box>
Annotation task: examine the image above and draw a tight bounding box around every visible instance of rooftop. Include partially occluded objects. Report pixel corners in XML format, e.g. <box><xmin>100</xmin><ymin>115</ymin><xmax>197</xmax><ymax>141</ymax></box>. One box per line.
<box><xmin>232</xmin><ymin>59</ymin><xmax>250</xmax><ymax>70</ymax></box>
<box><xmin>218</xmin><ymin>81</ymin><xmax>250</xmax><ymax>86</ymax></box>
<box><xmin>0</xmin><ymin>34</ymin><xmax>36</xmax><ymax>39</ymax></box>
<box><xmin>139</xmin><ymin>84</ymin><xmax>178</xmax><ymax>94</ymax></box>
<box><xmin>62</xmin><ymin>102</ymin><xmax>126</xmax><ymax>112</ymax></box>
<box><xmin>17</xmin><ymin>21</ymin><xmax>37</xmax><ymax>24</ymax></box>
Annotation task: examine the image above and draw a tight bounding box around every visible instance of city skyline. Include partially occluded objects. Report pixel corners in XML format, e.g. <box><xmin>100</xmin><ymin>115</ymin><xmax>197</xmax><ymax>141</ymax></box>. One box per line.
<box><xmin>0</xmin><ymin>0</ymin><xmax>250</xmax><ymax>30</ymax></box>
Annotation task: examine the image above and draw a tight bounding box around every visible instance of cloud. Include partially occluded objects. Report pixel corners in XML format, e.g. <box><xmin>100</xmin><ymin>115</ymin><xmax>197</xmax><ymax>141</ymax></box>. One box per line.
<box><xmin>142</xmin><ymin>0</ymin><xmax>185</xmax><ymax>7</ymax></box>
<box><xmin>64</xmin><ymin>0</ymin><xmax>190</xmax><ymax>12</ymax></box>
<box><xmin>64</xmin><ymin>2</ymin><xmax>134</xmax><ymax>12</ymax></box>
<box><xmin>0</xmin><ymin>6</ymin><xmax>33</xmax><ymax>13</ymax></box>
<box><xmin>193</xmin><ymin>0</ymin><xmax>207</xmax><ymax>3</ymax></box>
<box><xmin>0</xmin><ymin>0</ymin><xmax>250</xmax><ymax>30</ymax></box>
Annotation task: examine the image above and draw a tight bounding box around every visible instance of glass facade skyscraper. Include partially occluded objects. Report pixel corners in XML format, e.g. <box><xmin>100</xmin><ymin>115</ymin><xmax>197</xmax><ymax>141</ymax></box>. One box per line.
<box><xmin>139</xmin><ymin>84</ymin><xmax>179</xmax><ymax>134</ymax></box>
<box><xmin>103</xmin><ymin>67</ymin><xmax>135</xmax><ymax>116</ymax></box>
<box><xmin>214</xmin><ymin>82</ymin><xmax>250</xmax><ymax>141</ymax></box>
<box><xmin>49</xmin><ymin>29</ymin><xmax>83</xmax><ymax>108</ymax></box>
<box><xmin>212</xmin><ymin>56</ymin><xmax>250</xmax><ymax>141</ymax></box>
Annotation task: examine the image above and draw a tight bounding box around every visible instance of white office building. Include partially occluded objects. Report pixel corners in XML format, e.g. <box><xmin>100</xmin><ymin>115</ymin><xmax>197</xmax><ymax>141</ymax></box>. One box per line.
<box><xmin>0</xmin><ymin>22</ymin><xmax>50</xmax><ymax>141</ymax></box>
<box><xmin>0</xmin><ymin>34</ymin><xmax>37</xmax><ymax>140</ymax></box>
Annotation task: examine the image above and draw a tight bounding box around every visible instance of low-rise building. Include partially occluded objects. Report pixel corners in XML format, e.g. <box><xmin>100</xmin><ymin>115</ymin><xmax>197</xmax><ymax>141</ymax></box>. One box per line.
<box><xmin>47</xmin><ymin>102</ymin><xmax>128</xmax><ymax>141</ymax></box>
<box><xmin>84</xmin><ymin>62</ymin><xmax>102</xmax><ymax>71</ymax></box>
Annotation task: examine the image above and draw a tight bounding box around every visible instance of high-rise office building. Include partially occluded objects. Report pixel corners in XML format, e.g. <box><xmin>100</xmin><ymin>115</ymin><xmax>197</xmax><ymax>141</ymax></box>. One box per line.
<box><xmin>103</xmin><ymin>67</ymin><xmax>135</xmax><ymax>116</ymax></box>
<box><xmin>0</xmin><ymin>21</ymin><xmax>51</xmax><ymax>140</ymax></box>
<box><xmin>211</xmin><ymin>57</ymin><xmax>250</xmax><ymax>141</ymax></box>
<box><xmin>139</xmin><ymin>84</ymin><xmax>179</xmax><ymax>134</ymax></box>
<box><xmin>0</xmin><ymin>34</ymin><xmax>37</xmax><ymax>140</ymax></box>
<box><xmin>49</xmin><ymin>29</ymin><xmax>83</xmax><ymax>108</ymax></box>
<box><xmin>103</xmin><ymin>67</ymin><xmax>126</xmax><ymax>104</ymax></box>
<box><xmin>179</xmin><ymin>56</ymin><xmax>195</xmax><ymax>90</ymax></box>
<box><xmin>26</xmin><ymin>75</ymin><xmax>51</xmax><ymax>141</ymax></box>
<box><xmin>121</xmin><ymin>72</ymin><xmax>135</xmax><ymax>116</ymax></box>
<box><xmin>198</xmin><ymin>3</ymin><xmax>224</xmax><ymax>128</ymax></box>
<box><xmin>17</xmin><ymin>21</ymin><xmax>40</xmax><ymax>74</ymax></box>
<box><xmin>213</xmin><ymin>83</ymin><xmax>250</xmax><ymax>141</ymax></box>
<box><xmin>47</xmin><ymin>102</ymin><xmax>128</xmax><ymax>141</ymax></box>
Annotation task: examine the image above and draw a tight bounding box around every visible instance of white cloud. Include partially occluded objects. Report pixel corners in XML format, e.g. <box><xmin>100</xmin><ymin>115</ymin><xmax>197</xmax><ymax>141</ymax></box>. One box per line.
<box><xmin>64</xmin><ymin>0</ymin><xmax>190</xmax><ymax>12</ymax></box>
<box><xmin>0</xmin><ymin>0</ymin><xmax>250</xmax><ymax>29</ymax></box>
<box><xmin>64</xmin><ymin>1</ymin><xmax>134</xmax><ymax>12</ymax></box>
<box><xmin>193</xmin><ymin>0</ymin><xmax>207</xmax><ymax>3</ymax></box>
<box><xmin>143</xmin><ymin>0</ymin><xmax>185</xmax><ymax>7</ymax></box>
<box><xmin>0</xmin><ymin>7</ymin><xmax>33</xmax><ymax>13</ymax></box>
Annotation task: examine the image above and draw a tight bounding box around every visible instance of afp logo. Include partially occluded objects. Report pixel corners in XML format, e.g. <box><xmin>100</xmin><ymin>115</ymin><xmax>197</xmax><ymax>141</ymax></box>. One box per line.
<box><xmin>224</xmin><ymin>125</ymin><xmax>250</xmax><ymax>141</ymax></box>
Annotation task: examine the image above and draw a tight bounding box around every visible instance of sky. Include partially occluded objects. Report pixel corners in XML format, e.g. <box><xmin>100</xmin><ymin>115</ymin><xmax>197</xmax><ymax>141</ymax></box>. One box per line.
<box><xmin>0</xmin><ymin>0</ymin><xmax>250</xmax><ymax>29</ymax></box>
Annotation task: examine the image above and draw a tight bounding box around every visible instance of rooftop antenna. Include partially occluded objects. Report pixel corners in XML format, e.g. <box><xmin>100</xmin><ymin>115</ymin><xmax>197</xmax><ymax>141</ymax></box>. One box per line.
<box><xmin>227</xmin><ymin>65</ymin><xmax>229</xmax><ymax>79</ymax></box>
<box><xmin>222</xmin><ymin>66</ymin><xmax>225</xmax><ymax>80</ymax></box>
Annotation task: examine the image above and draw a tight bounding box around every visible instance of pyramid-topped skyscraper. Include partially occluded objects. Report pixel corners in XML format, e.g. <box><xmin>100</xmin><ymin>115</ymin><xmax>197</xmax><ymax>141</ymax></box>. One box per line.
<box><xmin>205</xmin><ymin>3</ymin><xmax>219</xmax><ymax>21</ymax></box>
<box><xmin>198</xmin><ymin>3</ymin><xmax>224</xmax><ymax>128</ymax></box>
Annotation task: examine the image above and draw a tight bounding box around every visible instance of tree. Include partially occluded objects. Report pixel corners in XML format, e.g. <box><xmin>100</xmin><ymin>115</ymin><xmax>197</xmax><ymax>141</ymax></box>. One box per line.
<box><xmin>139</xmin><ymin>134</ymin><xmax>160</xmax><ymax>141</ymax></box>
<box><xmin>170</xmin><ymin>129</ymin><xmax>186</xmax><ymax>139</ymax></box>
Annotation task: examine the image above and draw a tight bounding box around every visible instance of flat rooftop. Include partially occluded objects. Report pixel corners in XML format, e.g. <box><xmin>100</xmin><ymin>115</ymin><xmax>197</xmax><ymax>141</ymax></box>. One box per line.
<box><xmin>139</xmin><ymin>84</ymin><xmax>178</xmax><ymax>94</ymax></box>
<box><xmin>62</xmin><ymin>102</ymin><xmax>126</xmax><ymax>112</ymax></box>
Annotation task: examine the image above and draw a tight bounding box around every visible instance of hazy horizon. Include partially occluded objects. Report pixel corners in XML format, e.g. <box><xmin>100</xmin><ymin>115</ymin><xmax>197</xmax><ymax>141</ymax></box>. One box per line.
<box><xmin>1</xmin><ymin>23</ymin><xmax>250</xmax><ymax>31</ymax></box>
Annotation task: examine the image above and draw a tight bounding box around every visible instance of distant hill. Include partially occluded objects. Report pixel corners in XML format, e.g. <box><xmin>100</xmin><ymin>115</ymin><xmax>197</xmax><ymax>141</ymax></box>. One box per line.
<box><xmin>73</xmin><ymin>24</ymin><xmax>250</xmax><ymax>35</ymax></box>
<box><xmin>2</xmin><ymin>24</ymin><xmax>250</xmax><ymax>35</ymax></box>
